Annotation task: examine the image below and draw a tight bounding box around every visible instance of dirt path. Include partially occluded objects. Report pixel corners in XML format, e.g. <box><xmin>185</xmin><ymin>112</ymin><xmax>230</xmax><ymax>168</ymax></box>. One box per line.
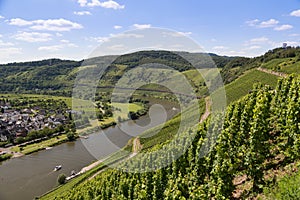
<box><xmin>257</xmin><ymin>67</ymin><xmax>287</xmax><ymax>78</ymax></box>
<box><xmin>200</xmin><ymin>97</ymin><xmax>211</xmax><ymax>123</ymax></box>
<box><xmin>132</xmin><ymin>137</ymin><xmax>142</xmax><ymax>153</ymax></box>
<box><xmin>80</xmin><ymin>159</ymin><xmax>104</xmax><ymax>174</ymax></box>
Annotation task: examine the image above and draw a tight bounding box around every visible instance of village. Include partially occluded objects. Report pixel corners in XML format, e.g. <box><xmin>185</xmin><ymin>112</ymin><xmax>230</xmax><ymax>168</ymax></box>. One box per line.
<box><xmin>0</xmin><ymin>98</ymin><xmax>70</xmax><ymax>146</ymax></box>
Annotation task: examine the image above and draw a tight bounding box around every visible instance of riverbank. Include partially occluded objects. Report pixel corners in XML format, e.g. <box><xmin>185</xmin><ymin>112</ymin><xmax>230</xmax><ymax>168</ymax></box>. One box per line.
<box><xmin>39</xmin><ymin>149</ymin><xmax>132</xmax><ymax>200</ymax></box>
<box><xmin>0</xmin><ymin>102</ymin><xmax>146</xmax><ymax>162</ymax></box>
<box><xmin>0</xmin><ymin>98</ymin><xmax>178</xmax><ymax>200</ymax></box>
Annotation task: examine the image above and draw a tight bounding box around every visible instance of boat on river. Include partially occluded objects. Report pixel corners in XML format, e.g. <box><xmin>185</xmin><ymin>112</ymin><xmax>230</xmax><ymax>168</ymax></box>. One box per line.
<box><xmin>54</xmin><ymin>165</ymin><xmax>62</xmax><ymax>171</ymax></box>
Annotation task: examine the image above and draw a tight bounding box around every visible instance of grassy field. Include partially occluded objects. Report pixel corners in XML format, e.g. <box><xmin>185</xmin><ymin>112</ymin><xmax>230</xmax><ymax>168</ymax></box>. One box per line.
<box><xmin>76</xmin><ymin>102</ymin><xmax>144</xmax><ymax>134</ymax></box>
<box><xmin>261</xmin><ymin>57</ymin><xmax>300</xmax><ymax>74</ymax></box>
<box><xmin>10</xmin><ymin>134</ymin><xmax>69</xmax><ymax>155</ymax></box>
<box><xmin>222</xmin><ymin>69</ymin><xmax>279</xmax><ymax>104</ymax></box>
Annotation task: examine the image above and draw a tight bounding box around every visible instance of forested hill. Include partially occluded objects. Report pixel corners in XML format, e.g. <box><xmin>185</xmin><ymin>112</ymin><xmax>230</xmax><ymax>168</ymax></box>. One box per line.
<box><xmin>1</xmin><ymin>47</ymin><xmax>299</xmax><ymax>97</ymax></box>
<box><xmin>0</xmin><ymin>59</ymin><xmax>82</xmax><ymax>96</ymax></box>
<box><xmin>0</xmin><ymin>51</ymin><xmax>233</xmax><ymax>96</ymax></box>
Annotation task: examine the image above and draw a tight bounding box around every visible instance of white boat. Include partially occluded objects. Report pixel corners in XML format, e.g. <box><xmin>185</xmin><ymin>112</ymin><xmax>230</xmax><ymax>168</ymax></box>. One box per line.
<box><xmin>54</xmin><ymin>165</ymin><xmax>62</xmax><ymax>171</ymax></box>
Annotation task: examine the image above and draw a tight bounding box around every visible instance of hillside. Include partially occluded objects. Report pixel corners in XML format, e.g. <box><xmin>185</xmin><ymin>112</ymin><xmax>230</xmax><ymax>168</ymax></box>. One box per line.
<box><xmin>2</xmin><ymin>47</ymin><xmax>300</xmax><ymax>199</ymax></box>
<box><xmin>41</xmin><ymin>74</ymin><xmax>300</xmax><ymax>200</ymax></box>
<box><xmin>0</xmin><ymin>51</ymin><xmax>232</xmax><ymax>97</ymax></box>
<box><xmin>1</xmin><ymin>47</ymin><xmax>299</xmax><ymax>100</ymax></box>
<box><xmin>38</xmin><ymin>47</ymin><xmax>300</xmax><ymax>200</ymax></box>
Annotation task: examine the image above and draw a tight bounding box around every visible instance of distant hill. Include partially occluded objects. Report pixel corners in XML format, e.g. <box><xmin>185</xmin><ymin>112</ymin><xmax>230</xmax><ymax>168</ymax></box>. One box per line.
<box><xmin>0</xmin><ymin>51</ymin><xmax>233</xmax><ymax>96</ymax></box>
<box><xmin>1</xmin><ymin>47</ymin><xmax>299</xmax><ymax>97</ymax></box>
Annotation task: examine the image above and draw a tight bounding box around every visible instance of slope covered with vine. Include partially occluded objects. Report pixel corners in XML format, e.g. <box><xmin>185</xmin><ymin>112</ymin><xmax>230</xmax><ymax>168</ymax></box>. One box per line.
<box><xmin>44</xmin><ymin>74</ymin><xmax>300</xmax><ymax>199</ymax></box>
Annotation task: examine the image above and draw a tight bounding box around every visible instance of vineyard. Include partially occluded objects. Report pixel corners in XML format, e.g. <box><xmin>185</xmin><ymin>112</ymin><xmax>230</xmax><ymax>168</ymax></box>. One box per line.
<box><xmin>42</xmin><ymin>75</ymin><xmax>300</xmax><ymax>199</ymax></box>
<box><xmin>223</xmin><ymin>69</ymin><xmax>279</xmax><ymax>104</ymax></box>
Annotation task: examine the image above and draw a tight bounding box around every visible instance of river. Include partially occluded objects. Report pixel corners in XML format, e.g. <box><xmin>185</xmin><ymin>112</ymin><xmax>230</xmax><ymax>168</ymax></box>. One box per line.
<box><xmin>0</xmin><ymin>99</ymin><xmax>179</xmax><ymax>200</ymax></box>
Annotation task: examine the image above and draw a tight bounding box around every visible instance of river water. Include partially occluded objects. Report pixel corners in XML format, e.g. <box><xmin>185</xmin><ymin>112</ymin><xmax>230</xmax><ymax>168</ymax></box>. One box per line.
<box><xmin>0</xmin><ymin>99</ymin><xmax>179</xmax><ymax>200</ymax></box>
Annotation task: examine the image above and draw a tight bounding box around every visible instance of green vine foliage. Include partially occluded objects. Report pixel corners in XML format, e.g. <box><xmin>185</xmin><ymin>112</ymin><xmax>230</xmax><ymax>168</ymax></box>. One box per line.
<box><xmin>49</xmin><ymin>75</ymin><xmax>300</xmax><ymax>200</ymax></box>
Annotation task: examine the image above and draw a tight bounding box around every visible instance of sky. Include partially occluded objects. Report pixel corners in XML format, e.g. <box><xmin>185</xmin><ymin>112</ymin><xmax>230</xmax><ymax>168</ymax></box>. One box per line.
<box><xmin>0</xmin><ymin>0</ymin><xmax>300</xmax><ymax>63</ymax></box>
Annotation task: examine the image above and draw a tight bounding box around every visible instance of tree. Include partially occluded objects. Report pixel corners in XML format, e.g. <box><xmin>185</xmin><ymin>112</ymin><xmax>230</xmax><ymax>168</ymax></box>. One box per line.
<box><xmin>57</xmin><ymin>173</ymin><xmax>66</xmax><ymax>185</ymax></box>
<box><xmin>67</xmin><ymin>131</ymin><xmax>76</xmax><ymax>141</ymax></box>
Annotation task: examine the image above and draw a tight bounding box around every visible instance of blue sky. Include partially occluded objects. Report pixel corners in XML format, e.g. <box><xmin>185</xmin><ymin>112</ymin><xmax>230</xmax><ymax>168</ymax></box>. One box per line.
<box><xmin>0</xmin><ymin>0</ymin><xmax>300</xmax><ymax>63</ymax></box>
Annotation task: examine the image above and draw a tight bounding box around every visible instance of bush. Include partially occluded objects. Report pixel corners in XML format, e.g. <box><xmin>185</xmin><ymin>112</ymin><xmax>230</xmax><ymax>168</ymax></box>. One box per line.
<box><xmin>0</xmin><ymin>154</ymin><xmax>12</xmax><ymax>162</ymax></box>
<box><xmin>57</xmin><ymin>173</ymin><xmax>66</xmax><ymax>185</ymax></box>
<box><xmin>66</xmin><ymin>131</ymin><xmax>76</xmax><ymax>141</ymax></box>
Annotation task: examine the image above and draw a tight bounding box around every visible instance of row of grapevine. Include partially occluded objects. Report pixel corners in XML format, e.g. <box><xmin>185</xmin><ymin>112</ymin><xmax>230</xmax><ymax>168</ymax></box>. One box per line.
<box><xmin>49</xmin><ymin>75</ymin><xmax>300</xmax><ymax>200</ymax></box>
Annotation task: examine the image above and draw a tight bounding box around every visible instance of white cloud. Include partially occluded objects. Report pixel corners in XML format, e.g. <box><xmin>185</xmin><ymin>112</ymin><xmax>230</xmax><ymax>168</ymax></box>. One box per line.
<box><xmin>214</xmin><ymin>50</ymin><xmax>247</xmax><ymax>57</ymax></box>
<box><xmin>290</xmin><ymin>9</ymin><xmax>300</xmax><ymax>17</ymax></box>
<box><xmin>0</xmin><ymin>40</ymin><xmax>14</xmax><ymax>47</ymax></box>
<box><xmin>132</xmin><ymin>24</ymin><xmax>152</xmax><ymax>29</ymax></box>
<box><xmin>60</xmin><ymin>39</ymin><xmax>70</xmax><ymax>43</ymax></box>
<box><xmin>246</xmin><ymin>19</ymin><xmax>260</xmax><ymax>27</ymax></box>
<box><xmin>108</xmin><ymin>44</ymin><xmax>125</xmax><ymax>51</ymax></box>
<box><xmin>0</xmin><ymin>47</ymin><xmax>22</xmax><ymax>58</ymax></box>
<box><xmin>99</xmin><ymin>0</ymin><xmax>125</xmax><ymax>9</ymax></box>
<box><xmin>78</xmin><ymin>0</ymin><xmax>88</xmax><ymax>7</ymax></box>
<box><xmin>212</xmin><ymin>46</ymin><xmax>228</xmax><ymax>50</ymax></box>
<box><xmin>178</xmin><ymin>31</ymin><xmax>192</xmax><ymax>36</ymax></box>
<box><xmin>8</xmin><ymin>18</ymin><xmax>83</xmax><ymax>32</ymax></box>
<box><xmin>163</xmin><ymin>31</ymin><xmax>192</xmax><ymax>37</ymax></box>
<box><xmin>248</xmin><ymin>45</ymin><xmax>262</xmax><ymax>50</ymax></box>
<box><xmin>276</xmin><ymin>41</ymin><xmax>300</xmax><ymax>47</ymax></box>
<box><xmin>38</xmin><ymin>41</ymin><xmax>78</xmax><ymax>52</ymax></box>
<box><xmin>13</xmin><ymin>32</ymin><xmax>52</xmax><ymax>42</ymax></box>
<box><xmin>88</xmin><ymin>36</ymin><xmax>110</xmax><ymax>43</ymax></box>
<box><xmin>246</xmin><ymin>19</ymin><xmax>292</xmax><ymax>31</ymax></box>
<box><xmin>56</xmin><ymin>33</ymin><xmax>63</xmax><ymax>37</ymax></box>
<box><xmin>244</xmin><ymin>37</ymin><xmax>275</xmax><ymax>48</ymax></box>
<box><xmin>110</xmin><ymin>33</ymin><xmax>144</xmax><ymax>38</ymax></box>
<box><xmin>9</xmin><ymin>18</ymin><xmax>33</xmax><ymax>26</ymax></box>
<box><xmin>289</xmin><ymin>33</ymin><xmax>300</xmax><ymax>37</ymax></box>
<box><xmin>0</xmin><ymin>15</ymin><xmax>4</xmax><ymax>19</ymax></box>
<box><xmin>38</xmin><ymin>45</ymin><xmax>63</xmax><ymax>52</ymax></box>
<box><xmin>114</xmin><ymin>25</ymin><xmax>122</xmax><ymax>29</ymax></box>
<box><xmin>274</xmin><ymin>24</ymin><xmax>293</xmax><ymax>31</ymax></box>
<box><xmin>249</xmin><ymin>37</ymin><xmax>270</xmax><ymax>44</ymax></box>
<box><xmin>259</xmin><ymin>19</ymin><xmax>279</xmax><ymax>28</ymax></box>
<box><xmin>88</xmin><ymin>33</ymin><xmax>144</xmax><ymax>44</ymax></box>
<box><xmin>78</xmin><ymin>0</ymin><xmax>125</xmax><ymax>9</ymax></box>
<box><xmin>74</xmin><ymin>11</ymin><xmax>92</xmax><ymax>16</ymax></box>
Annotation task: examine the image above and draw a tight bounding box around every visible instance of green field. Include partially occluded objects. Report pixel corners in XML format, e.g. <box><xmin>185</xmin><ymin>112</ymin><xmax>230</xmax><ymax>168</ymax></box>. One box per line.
<box><xmin>223</xmin><ymin>69</ymin><xmax>279</xmax><ymax>104</ymax></box>
<box><xmin>11</xmin><ymin>134</ymin><xmax>69</xmax><ymax>155</ymax></box>
<box><xmin>261</xmin><ymin>57</ymin><xmax>300</xmax><ymax>74</ymax></box>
